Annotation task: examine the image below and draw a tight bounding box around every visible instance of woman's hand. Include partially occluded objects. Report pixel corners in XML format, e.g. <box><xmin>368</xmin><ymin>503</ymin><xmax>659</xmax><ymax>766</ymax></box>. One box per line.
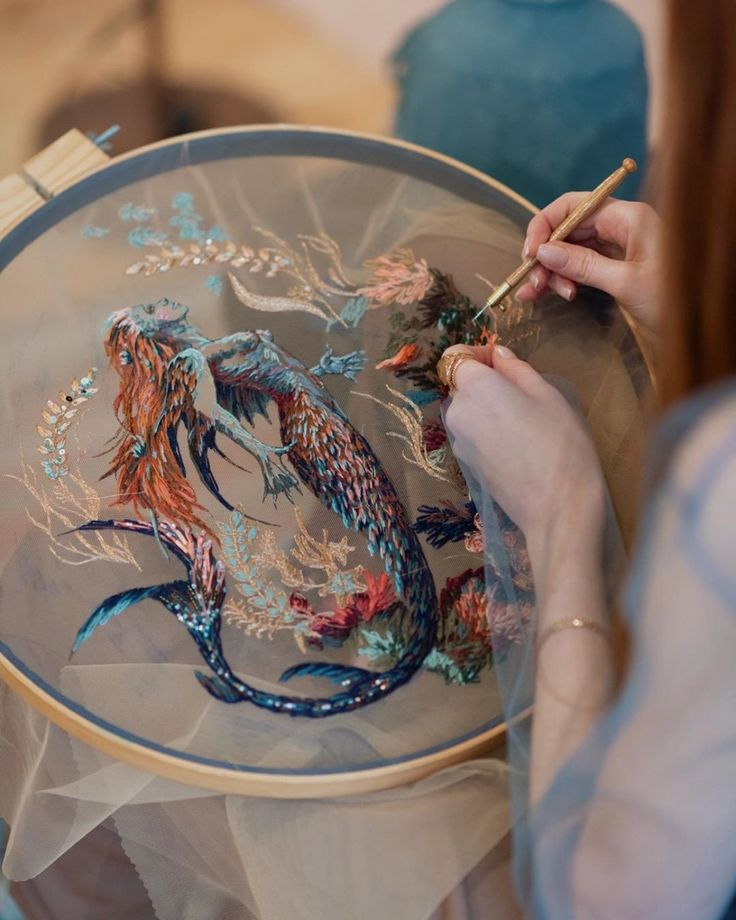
<box><xmin>443</xmin><ymin>343</ymin><xmax>606</xmax><ymax>580</ymax></box>
<box><xmin>516</xmin><ymin>195</ymin><xmax>663</xmax><ymax>336</ymax></box>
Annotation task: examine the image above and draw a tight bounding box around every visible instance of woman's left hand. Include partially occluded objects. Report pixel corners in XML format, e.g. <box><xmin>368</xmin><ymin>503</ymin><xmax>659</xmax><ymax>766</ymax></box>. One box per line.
<box><xmin>442</xmin><ymin>343</ymin><xmax>606</xmax><ymax>565</ymax></box>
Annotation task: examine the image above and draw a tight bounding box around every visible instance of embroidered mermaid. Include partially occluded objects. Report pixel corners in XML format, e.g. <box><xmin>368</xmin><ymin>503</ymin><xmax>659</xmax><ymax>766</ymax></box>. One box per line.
<box><xmin>77</xmin><ymin>298</ymin><xmax>438</xmax><ymax>716</ymax></box>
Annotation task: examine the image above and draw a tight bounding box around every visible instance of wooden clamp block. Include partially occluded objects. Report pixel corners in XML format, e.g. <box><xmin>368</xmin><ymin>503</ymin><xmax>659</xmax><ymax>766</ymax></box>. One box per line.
<box><xmin>0</xmin><ymin>129</ymin><xmax>110</xmax><ymax>238</ymax></box>
<box><xmin>0</xmin><ymin>173</ymin><xmax>44</xmax><ymax>238</ymax></box>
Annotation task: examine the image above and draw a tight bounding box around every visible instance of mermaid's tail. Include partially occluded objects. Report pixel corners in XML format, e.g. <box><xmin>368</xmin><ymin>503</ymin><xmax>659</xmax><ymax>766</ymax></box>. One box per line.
<box><xmin>194</xmin><ymin>388</ymin><xmax>440</xmax><ymax>716</ymax></box>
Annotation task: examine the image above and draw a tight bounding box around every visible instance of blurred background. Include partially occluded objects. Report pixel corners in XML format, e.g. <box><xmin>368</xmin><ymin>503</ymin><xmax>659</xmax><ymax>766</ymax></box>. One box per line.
<box><xmin>0</xmin><ymin>0</ymin><xmax>662</xmax><ymax>186</ymax></box>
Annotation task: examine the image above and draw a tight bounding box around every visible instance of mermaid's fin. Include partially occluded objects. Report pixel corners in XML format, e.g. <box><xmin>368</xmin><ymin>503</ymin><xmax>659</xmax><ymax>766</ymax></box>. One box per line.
<box><xmin>71</xmin><ymin>581</ymin><xmax>182</xmax><ymax>653</ymax></box>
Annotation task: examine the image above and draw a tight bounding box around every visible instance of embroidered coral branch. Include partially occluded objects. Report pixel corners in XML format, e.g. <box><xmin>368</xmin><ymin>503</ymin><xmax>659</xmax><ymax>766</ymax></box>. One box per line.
<box><xmin>359</xmin><ymin>249</ymin><xmax>434</xmax><ymax>305</ymax></box>
<box><xmin>289</xmin><ymin>507</ymin><xmax>365</xmax><ymax>600</ymax></box>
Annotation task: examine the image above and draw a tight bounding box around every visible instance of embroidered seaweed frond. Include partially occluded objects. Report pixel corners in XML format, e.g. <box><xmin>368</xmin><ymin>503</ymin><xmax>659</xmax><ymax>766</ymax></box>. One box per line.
<box><xmin>219</xmin><ymin>507</ymin><xmax>367</xmax><ymax>641</ymax></box>
<box><xmin>228</xmin><ymin>273</ymin><xmax>333</xmax><ymax>324</ymax></box>
<box><xmin>36</xmin><ymin>368</ymin><xmax>97</xmax><ymax>480</ymax></box>
<box><xmin>353</xmin><ymin>385</ymin><xmax>464</xmax><ymax>490</ymax></box>
<box><xmin>9</xmin><ymin>456</ymin><xmax>139</xmax><ymax>568</ymax></box>
<box><xmin>218</xmin><ymin>510</ymin><xmax>298</xmax><ymax>640</ymax></box>
<box><xmin>244</xmin><ymin>228</ymin><xmax>358</xmax><ymax>325</ymax></box>
<box><xmin>356</xmin><ymin>626</ymin><xmax>407</xmax><ymax>663</ymax></box>
<box><xmin>289</xmin><ymin>507</ymin><xmax>366</xmax><ymax>600</ymax></box>
<box><xmin>126</xmin><ymin>240</ymin><xmax>266</xmax><ymax>277</ymax></box>
<box><xmin>10</xmin><ymin>368</ymin><xmax>137</xmax><ymax>568</ymax></box>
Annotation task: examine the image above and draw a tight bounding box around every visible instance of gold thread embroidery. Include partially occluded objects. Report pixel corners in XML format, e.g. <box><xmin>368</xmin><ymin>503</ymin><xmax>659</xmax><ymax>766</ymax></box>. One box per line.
<box><xmin>353</xmin><ymin>385</ymin><xmax>465</xmax><ymax>490</ymax></box>
<box><xmin>9</xmin><ymin>368</ymin><xmax>139</xmax><ymax>568</ymax></box>
<box><xmin>219</xmin><ymin>507</ymin><xmax>367</xmax><ymax>643</ymax></box>
<box><xmin>9</xmin><ymin>455</ymin><xmax>140</xmax><ymax>568</ymax></box>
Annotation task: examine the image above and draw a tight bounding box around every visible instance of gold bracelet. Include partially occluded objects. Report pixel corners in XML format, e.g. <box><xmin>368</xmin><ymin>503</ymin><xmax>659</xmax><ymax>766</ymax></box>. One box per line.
<box><xmin>536</xmin><ymin>618</ymin><xmax>611</xmax><ymax>657</ymax></box>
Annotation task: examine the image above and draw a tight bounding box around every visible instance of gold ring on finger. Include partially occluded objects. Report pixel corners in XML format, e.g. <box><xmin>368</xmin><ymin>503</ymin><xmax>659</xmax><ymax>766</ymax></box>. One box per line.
<box><xmin>436</xmin><ymin>350</ymin><xmax>477</xmax><ymax>393</ymax></box>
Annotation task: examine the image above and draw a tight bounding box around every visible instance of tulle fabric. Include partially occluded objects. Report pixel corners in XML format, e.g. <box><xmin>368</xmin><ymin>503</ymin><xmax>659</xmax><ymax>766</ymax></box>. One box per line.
<box><xmin>0</xmin><ymin>130</ymin><xmax>649</xmax><ymax>918</ymax></box>
<box><xmin>483</xmin><ymin>381</ymin><xmax>736</xmax><ymax>919</ymax></box>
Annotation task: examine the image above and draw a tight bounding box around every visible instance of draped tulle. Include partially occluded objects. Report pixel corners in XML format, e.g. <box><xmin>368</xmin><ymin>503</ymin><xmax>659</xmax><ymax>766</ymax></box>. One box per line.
<box><xmin>480</xmin><ymin>381</ymin><xmax>736</xmax><ymax>919</ymax></box>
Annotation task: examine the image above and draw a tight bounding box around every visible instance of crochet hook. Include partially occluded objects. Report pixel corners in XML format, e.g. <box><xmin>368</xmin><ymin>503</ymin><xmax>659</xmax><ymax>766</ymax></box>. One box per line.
<box><xmin>475</xmin><ymin>157</ymin><xmax>638</xmax><ymax>319</ymax></box>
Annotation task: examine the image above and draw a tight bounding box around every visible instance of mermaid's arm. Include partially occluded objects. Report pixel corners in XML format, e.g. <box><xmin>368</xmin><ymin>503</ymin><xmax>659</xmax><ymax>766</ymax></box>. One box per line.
<box><xmin>203</xmin><ymin>334</ymin><xmax>364</xmax><ymax>381</ymax></box>
<box><xmin>168</xmin><ymin>348</ymin><xmax>299</xmax><ymax>501</ymax></box>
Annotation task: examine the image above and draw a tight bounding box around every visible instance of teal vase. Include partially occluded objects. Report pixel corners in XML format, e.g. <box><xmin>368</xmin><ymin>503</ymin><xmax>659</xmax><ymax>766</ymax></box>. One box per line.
<box><xmin>393</xmin><ymin>0</ymin><xmax>648</xmax><ymax>205</ymax></box>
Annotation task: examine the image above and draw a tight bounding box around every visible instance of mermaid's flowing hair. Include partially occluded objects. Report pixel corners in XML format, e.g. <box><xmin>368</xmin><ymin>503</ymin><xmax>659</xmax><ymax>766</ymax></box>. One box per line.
<box><xmin>103</xmin><ymin>312</ymin><xmax>208</xmax><ymax>531</ymax></box>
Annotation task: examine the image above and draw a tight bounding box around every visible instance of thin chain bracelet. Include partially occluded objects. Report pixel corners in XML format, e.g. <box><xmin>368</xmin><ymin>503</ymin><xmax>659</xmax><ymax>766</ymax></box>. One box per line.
<box><xmin>535</xmin><ymin>618</ymin><xmax>614</xmax><ymax>712</ymax></box>
<box><xmin>536</xmin><ymin>617</ymin><xmax>611</xmax><ymax>656</ymax></box>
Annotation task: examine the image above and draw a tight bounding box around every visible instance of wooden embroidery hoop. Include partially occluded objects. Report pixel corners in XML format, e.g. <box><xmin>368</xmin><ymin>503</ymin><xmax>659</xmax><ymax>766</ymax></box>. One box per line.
<box><xmin>0</xmin><ymin>126</ymin><xmax>553</xmax><ymax>798</ymax></box>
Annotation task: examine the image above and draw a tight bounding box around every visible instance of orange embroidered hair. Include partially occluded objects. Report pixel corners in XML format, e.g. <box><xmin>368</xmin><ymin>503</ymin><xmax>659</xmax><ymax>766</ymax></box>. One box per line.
<box><xmin>103</xmin><ymin>312</ymin><xmax>207</xmax><ymax>531</ymax></box>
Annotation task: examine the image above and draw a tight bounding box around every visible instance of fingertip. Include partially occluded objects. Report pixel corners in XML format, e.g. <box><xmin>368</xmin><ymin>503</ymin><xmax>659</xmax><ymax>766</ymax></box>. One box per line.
<box><xmin>524</xmin><ymin>218</ymin><xmax>552</xmax><ymax>260</ymax></box>
<box><xmin>492</xmin><ymin>344</ymin><xmax>516</xmax><ymax>362</ymax></box>
<box><xmin>530</xmin><ymin>265</ymin><xmax>548</xmax><ymax>293</ymax></box>
<box><xmin>515</xmin><ymin>282</ymin><xmax>536</xmax><ymax>302</ymax></box>
<box><xmin>548</xmin><ymin>273</ymin><xmax>577</xmax><ymax>302</ymax></box>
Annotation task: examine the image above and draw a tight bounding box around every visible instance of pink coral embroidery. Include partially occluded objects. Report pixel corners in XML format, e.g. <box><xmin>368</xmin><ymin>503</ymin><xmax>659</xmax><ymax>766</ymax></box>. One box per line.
<box><xmin>441</xmin><ymin>567</ymin><xmax>532</xmax><ymax>652</ymax></box>
<box><xmin>360</xmin><ymin>249</ymin><xmax>434</xmax><ymax>306</ymax></box>
<box><xmin>464</xmin><ymin>514</ymin><xmax>485</xmax><ymax>553</ymax></box>
<box><xmin>290</xmin><ymin>571</ymin><xmax>398</xmax><ymax>644</ymax></box>
<box><xmin>487</xmin><ymin>600</ymin><xmax>533</xmax><ymax>649</ymax></box>
<box><xmin>453</xmin><ymin>587</ymin><xmax>489</xmax><ymax>644</ymax></box>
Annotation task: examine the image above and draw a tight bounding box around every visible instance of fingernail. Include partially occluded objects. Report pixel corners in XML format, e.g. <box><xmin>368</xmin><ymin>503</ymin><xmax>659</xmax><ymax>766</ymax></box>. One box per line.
<box><xmin>522</xmin><ymin>240</ymin><xmax>530</xmax><ymax>260</ymax></box>
<box><xmin>562</xmin><ymin>283</ymin><xmax>575</xmax><ymax>301</ymax></box>
<box><xmin>494</xmin><ymin>344</ymin><xmax>514</xmax><ymax>359</ymax></box>
<box><xmin>537</xmin><ymin>243</ymin><xmax>568</xmax><ymax>270</ymax></box>
<box><xmin>531</xmin><ymin>271</ymin><xmax>542</xmax><ymax>292</ymax></box>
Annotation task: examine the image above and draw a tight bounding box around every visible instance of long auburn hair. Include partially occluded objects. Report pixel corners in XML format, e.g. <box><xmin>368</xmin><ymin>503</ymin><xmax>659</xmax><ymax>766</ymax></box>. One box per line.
<box><xmin>104</xmin><ymin>313</ymin><xmax>207</xmax><ymax>531</ymax></box>
<box><xmin>659</xmin><ymin>1</ymin><xmax>736</xmax><ymax>406</ymax></box>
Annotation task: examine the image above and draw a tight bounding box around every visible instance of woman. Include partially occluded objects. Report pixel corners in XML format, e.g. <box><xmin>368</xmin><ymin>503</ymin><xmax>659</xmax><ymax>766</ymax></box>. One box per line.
<box><xmin>442</xmin><ymin>2</ymin><xmax>736</xmax><ymax>918</ymax></box>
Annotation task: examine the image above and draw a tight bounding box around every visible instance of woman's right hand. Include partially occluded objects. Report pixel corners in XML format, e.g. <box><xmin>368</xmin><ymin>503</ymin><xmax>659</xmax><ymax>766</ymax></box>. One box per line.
<box><xmin>516</xmin><ymin>195</ymin><xmax>663</xmax><ymax>335</ymax></box>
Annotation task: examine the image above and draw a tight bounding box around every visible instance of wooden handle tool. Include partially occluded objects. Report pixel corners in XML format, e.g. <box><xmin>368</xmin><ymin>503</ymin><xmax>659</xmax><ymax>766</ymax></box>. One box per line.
<box><xmin>476</xmin><ymin>157</ymin><xmax>637</xmax><ymax>319</ymax></box>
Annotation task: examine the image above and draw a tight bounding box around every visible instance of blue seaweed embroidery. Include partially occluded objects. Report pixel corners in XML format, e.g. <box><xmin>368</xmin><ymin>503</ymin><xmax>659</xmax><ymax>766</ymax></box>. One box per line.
<box><xmin>204</xmin><ymin>274</ymin><xmax>224</xmax><ymax>296</ymax></box>
<box><xmin>81</xmin><ymin>225</ymin><xmax>110</xmax><ymax>239</ymax></box>
<box><xmin>170</xmin><ymin>193</ymin><xmax>227</xmax><ymax>245</ymax></box>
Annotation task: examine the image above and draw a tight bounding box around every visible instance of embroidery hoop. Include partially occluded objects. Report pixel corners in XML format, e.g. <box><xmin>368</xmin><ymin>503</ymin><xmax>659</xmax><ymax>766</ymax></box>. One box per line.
<box><xmin>0</xmin><ymin>126</ymin><xmax>647</xmax><ymax>797</ymax></box>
